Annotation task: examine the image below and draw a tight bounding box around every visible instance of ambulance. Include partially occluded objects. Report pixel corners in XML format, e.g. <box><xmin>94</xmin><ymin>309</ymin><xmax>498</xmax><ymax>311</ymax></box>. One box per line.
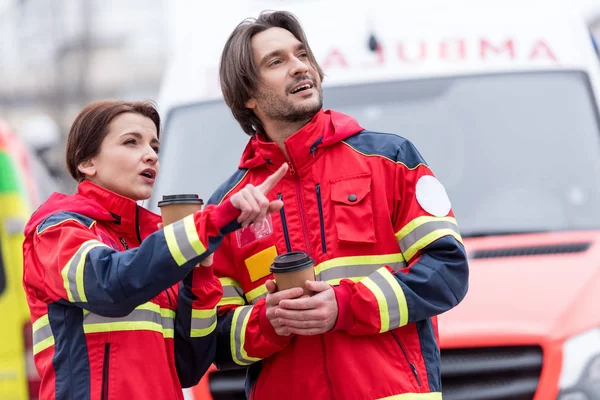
<box><xmin>0</xmin><ymin>120</ymin><xmax>57</xmax><ymax>399</ymax></box>
<box><xmin>153</xmin><ymin>1</ymin><xmax>600</xmax><ymax>398</ymax></box>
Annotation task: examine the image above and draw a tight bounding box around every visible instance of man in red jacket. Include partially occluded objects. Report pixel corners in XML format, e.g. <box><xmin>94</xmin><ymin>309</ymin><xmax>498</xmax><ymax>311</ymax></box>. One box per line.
<box><xmin>210</xmin><ymin>10</ymin><xmax>469</xmax><ymax>400</ymax></box>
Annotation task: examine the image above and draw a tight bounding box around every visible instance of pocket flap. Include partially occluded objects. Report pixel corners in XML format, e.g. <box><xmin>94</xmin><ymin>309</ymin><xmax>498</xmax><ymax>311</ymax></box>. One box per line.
<box><xmin>331</xmin><ymin>174</ymin><xmax>372</xmax><ymax>205</ymax></box>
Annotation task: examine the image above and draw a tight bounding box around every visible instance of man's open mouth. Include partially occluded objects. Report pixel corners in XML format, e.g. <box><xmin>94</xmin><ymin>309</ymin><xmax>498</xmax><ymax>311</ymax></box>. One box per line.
<box><xmin>290</xmin><ymin>81</ymin><xmax>313</xmax><ymax>94</ymax></box>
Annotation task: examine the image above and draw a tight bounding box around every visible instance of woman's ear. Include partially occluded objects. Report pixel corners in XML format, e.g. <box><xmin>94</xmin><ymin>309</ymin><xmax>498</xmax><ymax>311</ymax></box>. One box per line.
<box><xmin>77</xmin><ymin>159</ymin><xmax>96</xmax><ymax>178</ymax></box>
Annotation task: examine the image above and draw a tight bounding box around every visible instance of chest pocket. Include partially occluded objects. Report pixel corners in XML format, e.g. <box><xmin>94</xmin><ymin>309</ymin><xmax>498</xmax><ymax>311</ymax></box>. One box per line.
<box><xmin>330</xmin><ymin>174</ymin><xmax>376</xmax><ymax>243</ymax></box>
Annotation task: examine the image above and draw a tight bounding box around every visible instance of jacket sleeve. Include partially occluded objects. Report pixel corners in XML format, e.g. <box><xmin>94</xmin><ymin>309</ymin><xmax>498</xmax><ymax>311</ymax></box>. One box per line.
<box><xmin>332</xmin><ymin>139</ymin><xmax>469</xmax><ymax>335</ymax></box>
<box><xmin>32</xmin><ymin>200</ymin><xmax>240</xmax><ymax>318</ymax></box>
<box><xmin>174</xmin><ymin>266</ymin><xmax>222</xmax><ymax>388</ymax></box>
<box><xmin>212</xmin><ymin>234</ymin><xmax>292</xmax><ymax>370</ymax></box>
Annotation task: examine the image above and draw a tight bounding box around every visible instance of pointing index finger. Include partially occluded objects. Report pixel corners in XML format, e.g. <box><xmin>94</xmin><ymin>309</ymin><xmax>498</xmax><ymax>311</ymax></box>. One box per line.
<box><xmin>257</xmin><ymin>163</ymin><xmax>289</xmax><ymax>194</ymax></box>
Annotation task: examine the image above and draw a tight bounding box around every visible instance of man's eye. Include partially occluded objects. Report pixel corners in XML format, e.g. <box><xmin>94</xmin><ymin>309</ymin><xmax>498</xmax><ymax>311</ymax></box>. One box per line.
<box><xmin>299</xmin><ymin>52</ymin><xmax>308</xmax><ymax>58</ymax></box>
<box><xmin>269</xmin><ymin>59</ymin><xmax>282</xmax><ymax>66</ymax></box>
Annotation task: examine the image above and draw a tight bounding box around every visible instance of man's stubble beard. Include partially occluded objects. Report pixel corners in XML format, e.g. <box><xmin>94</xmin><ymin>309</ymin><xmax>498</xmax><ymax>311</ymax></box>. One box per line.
<box><xmin>259</xmin><ymin>86</ymin><xmax>323</xmax><ymax>124</ymax></box>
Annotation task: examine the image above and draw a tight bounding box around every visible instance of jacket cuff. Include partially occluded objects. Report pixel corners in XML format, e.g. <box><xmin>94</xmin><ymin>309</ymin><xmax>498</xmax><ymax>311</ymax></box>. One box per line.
<box><xmin>257</xmin><ymin>299</ymin><xmax>292</xmax><ymax>346</ymax></box>
<box><xmin>332</xmin><ymin>283</ymin><xmax>354</xmax><ymax>332</ymax></box>
<box><xmin>213</xmin><ymin>199</ymin><xmax>240</xmax><ymax>230</ymax></box>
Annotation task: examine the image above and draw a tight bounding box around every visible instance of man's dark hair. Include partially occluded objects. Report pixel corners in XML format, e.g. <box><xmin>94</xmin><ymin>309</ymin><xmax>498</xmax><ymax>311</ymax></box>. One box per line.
<box><xmin>219</xmin><ymin>10</ymin><xmax>324</xmax><ymax>136</ymax></box>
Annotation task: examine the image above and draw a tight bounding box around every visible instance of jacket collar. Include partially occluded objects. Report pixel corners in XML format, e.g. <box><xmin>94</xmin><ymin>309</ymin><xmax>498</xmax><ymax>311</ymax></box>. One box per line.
<box><xmin>77</xmin><ymin>180</ymin><xmax>160</xmax><ymax>240</ymax></box>
<box><xmin>239</xmin><ymin>109</ymin><xmax>364</xmax><ymax>173</ymax></box>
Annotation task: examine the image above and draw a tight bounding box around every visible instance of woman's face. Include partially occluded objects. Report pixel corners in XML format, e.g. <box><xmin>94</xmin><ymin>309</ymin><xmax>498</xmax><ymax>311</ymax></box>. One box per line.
<box><xmin>79</xmin><ymin>112</ymin><xmax>160</xmax><ymax>201</ymax></box>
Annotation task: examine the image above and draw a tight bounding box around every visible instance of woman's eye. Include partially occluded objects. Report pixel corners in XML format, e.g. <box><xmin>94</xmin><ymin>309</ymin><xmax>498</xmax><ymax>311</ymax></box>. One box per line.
<box><xmin>124</xmin><ymin>139</ymin><xmax>136</xmax><ymax>145</ymax></box>
<box><xmin>152</xmin><ymin>147</ymin><xmax>160</xmax><ymax>154</ymax></box>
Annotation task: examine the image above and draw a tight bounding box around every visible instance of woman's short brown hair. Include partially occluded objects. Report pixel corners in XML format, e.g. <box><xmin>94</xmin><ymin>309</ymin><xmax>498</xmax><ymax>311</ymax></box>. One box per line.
<box><xmin>65</xmin><ymin>100</ymin><xmax>160</xmax><ymax>182</ymax></box>
<box><xmin>219</xmin><ymin>10</ymin><xmax>324</xmax><ymax>136</ymax></box>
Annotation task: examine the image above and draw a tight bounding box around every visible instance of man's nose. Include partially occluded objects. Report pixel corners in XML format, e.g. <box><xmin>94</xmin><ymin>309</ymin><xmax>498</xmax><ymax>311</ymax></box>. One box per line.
<box><xmin>290</xmin><ymin>56</ymin><xmax>309</xmax><ymax>76</ymax></box>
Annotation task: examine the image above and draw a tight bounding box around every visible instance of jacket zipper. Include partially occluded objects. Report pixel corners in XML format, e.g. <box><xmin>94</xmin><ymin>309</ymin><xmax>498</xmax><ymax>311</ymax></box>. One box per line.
<box><xmin>391</xmin><ymin>331</ymin><xmax>422</xmax><ymax>386</ymax></box>
<box><xmin>277</xmin><ymin>193</ymin><xmax>292</xmax><ymax>252</ymax></box>
<box><xmin>101</xmin><ymin>343</ymin><xmax>111</xmax><ymax>400</ymax></box>
<box><xmin>315</xmin><ymin>184</ymin><xmax>327</xmax><ymax>253</ymax></box>
<box><xmin>290</xmin><ymin>165</ymin><xmax>312</xmax><ymax>254</ymax></box>
<box><xmin>321</xmin><ymin>337</ymin><xmax>336</xmax><ymax>399</ymax></box>
<box><xmin>134</xmin><ymin>205</ymin><xmax>142</xmax><ymax>243</ymax></box>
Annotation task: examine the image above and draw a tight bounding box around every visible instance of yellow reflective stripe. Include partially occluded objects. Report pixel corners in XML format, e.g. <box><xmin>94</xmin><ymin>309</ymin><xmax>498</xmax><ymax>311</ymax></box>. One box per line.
<box><xmin>219</xmin><ymin>277</ymin><xmax>241</xmax><ymax>287</ymax></box>
<box><xmin>184</xmin><ymin>214</ymin><xmax>205</xmax><ymax>255</ymax></box>
<box><xmin>379</xmin><ymin>268</ymin><xmax>409</xmax><ymax>328</ymax></box>
<box><xmin>61</xmin><ymin>240</ymin><xmax>106</xmax><ymax>303</ymax></box>
<box><xmin>32</xmin><ymin>315</ymin><xmax>54</xmax><ymax>355</ymax></box>
<box><xmin>191</xmin><ymin>308</ymin><xmax>217</xmax><ymax>337</ymax></box>
<box><xmin>360</xmin><ymin>267</ymin><xmax>409</xmax><ymax>332</ymax></box>
<box><xmin>315</xmin><ymin>254</ymin><xmax>406</xmax><ymax>283</ymax></box>
<box><xmin>84</xmin><ymin>321</ymin><xmax>163</xmax><ymax>334</ymax></box>
<box><xmin>245</xmin><ymin>284</ymin><xmax>267</xmax><ymax>304</ymax></box>
<box><xmin>34</xmin><ymin>335</ymin><xmax>55</xmax><ymax>355</ymax></box>
<box><xmin>315</xmin><ymin>253</ymin><xmax>405</xmax><ymax>275</ymax></box>
<box><xmin>230</xmin><ymin>306</ymin><xmax>261</xmax><ymax>366</ymax></box>
<box><xmin>404</xmin><ymin>230</ymin><xmax>462</xmax><ymax>261</ymax></box>
<box><xmin>218</xmin><ymin>297</ymin><xmax>246</xmax><ymax>306</ymax></box>
<box><xmin>361</xmin><ymin>275</ymin><xmax>390</xmax><ymax>333</ymax></box>
<box><xmin>395</xmin><ymin>216</ymin><xmax>454</xmax><ymax>241</ymax></box>
<box><xmin>377</xmin><ymin>392</ymin><xmax>442</xmax><ymax>400</ymax></box>
<box><xmin>161</xmin><ymin>308</ymin><xmax>176</xmax><ymax>339</ymax></box>
<box><xmin>395</xmin><ymin>216</ymin><xmax>462</xmax><ymax>261</ymax></box>
<box><xmin>83</xmin><ymin>302</ymin><xmax>175</xmax><ymax>338</ymax></box>
<box><xmin>164</xmin><ymin>214</ymin><xmax>207</xmax><ymax>266</ymax></box>
<box><xmin>218</xmin><ymin>277</ymin><xmax>246</xmax><ymax>306</ymax></box>
<box><xmin>164</xmin><ymin>223</ymin><xmax>185</xmax><ymax>265</ymax></box>
<box><xmin>32</xmin><ymin>314</ymin><xmax>49</xmax><ymax>331</ymax></box>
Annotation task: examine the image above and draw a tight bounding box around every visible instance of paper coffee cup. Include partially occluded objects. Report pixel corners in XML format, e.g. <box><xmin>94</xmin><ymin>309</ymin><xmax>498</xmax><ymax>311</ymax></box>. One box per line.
<box><xmin>270</xmin><ymin>252</ymin><xmax>315</xmax><ymax>296</ymax></box>
<box><xmin>158</xmin><ymin>194</ymin><xmax>204</xmax><ymax>225</ymax></box>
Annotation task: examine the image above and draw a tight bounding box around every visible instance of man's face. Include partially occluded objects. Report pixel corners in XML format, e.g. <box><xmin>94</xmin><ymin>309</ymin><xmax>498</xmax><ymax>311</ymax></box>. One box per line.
<box><xmin>245</xmin><ymin>27</ymin><xmax>323</xmax><ymax>126</ymax></box>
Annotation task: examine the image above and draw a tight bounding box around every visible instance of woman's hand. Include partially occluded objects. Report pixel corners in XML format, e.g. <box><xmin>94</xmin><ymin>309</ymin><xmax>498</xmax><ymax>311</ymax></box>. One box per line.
<box><xmin>230</xmin><ymin>163</ymin><xmax>288</xmax><ymax>228</ymax></box>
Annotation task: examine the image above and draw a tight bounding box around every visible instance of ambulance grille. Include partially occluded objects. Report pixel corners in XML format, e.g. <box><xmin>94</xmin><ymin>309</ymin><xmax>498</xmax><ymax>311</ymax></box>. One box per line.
<box><xmin>441</xmin><ymin>346</ymin><xmax>543</xmax><ymax>400</ymax></box>
<box><xmin>470</xmin><ymin>242</ymin><xmax>590</xmax><ymax>259</ymax></box>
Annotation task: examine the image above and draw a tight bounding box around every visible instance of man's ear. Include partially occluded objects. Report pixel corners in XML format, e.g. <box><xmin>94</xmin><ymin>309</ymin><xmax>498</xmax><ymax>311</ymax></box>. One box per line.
<box><xmin>245</xmin><ymin>97</ymin><xmax>257</xmax><ymax>110</ymax></box>
<box><xmin>77</xmin><ymin>159</ymin><xmax>96</xmax><ymax>178</ymax></box>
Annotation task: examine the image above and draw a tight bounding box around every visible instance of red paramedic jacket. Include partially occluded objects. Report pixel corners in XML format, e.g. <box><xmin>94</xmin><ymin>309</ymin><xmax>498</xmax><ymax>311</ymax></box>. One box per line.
<box><xmin>209</xmin><ymin>109</ymin><xmax>469</xmax><ymax>400</ymax></box>
<box><xmin>22</xmin><ymin>181</ymin><xmax>239</xmax><ymax>399</ymax></box>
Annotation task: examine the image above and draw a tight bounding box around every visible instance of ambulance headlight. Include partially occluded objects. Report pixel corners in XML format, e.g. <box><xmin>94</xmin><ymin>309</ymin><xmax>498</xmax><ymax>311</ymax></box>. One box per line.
<box><xmin>558</xmin><ymin>328</ymin><xmax>600</xmax><ymax>399</ymax></box>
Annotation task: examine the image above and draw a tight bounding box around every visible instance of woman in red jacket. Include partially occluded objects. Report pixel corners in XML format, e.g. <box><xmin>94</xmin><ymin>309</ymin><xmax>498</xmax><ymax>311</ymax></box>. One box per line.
<box><xmin>22</xmin><ymin>100</ymin><xmax>287</xmax><ymax>400</ymax></box>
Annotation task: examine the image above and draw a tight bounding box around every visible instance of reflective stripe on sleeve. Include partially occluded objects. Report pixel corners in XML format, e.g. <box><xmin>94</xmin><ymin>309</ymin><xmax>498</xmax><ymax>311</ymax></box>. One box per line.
<box><xmin>190</xmin><ymin>307</ymin><xmax>217</xmax><ymax>337</ymax></box>
<box><xmin>164</xmin><ymin>214</ymin><xmax>206</xmax><ymax>266</ymax></box>
<box><xmin>395</xmin><ymin>216</ymin><xmax>462</xmax><ymax>261</ymax></box>
<box><xmin>218</xmin><ymin>277</ymin><xmax>246</xmax><ymax>307</ymax></box>
<box><xmin>230</xmin><ymin>305</ymin><xmax>261</xmax><ymax>366</ymax></box>
<box><xmin>360</xmin><ymin>267</ymin><xmax>409</xmax><ymax>332</ymax></box>
<box><xmin>61</xmin><ymin>240</ymin><xmax>108</xmax><ymax>303</ymax></box>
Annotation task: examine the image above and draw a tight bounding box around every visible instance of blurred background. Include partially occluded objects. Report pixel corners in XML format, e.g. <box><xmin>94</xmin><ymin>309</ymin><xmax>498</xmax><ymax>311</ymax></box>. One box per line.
<box><xmin>6</xmin><ymin>1</ymin><xmax>600</xmax><ymax>399</ymax></box>
<box><xmin>0</xmin><ymin>0</ymin><xmax>178</xmax><ymax>192</ymax></box>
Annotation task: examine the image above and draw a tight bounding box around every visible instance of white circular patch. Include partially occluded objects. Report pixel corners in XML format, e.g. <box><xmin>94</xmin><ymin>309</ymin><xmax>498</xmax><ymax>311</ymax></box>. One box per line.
<box><xmin>415</xmin><ymin>176</ymin><xmax>451</xmax><ymax>217</ymax></box>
